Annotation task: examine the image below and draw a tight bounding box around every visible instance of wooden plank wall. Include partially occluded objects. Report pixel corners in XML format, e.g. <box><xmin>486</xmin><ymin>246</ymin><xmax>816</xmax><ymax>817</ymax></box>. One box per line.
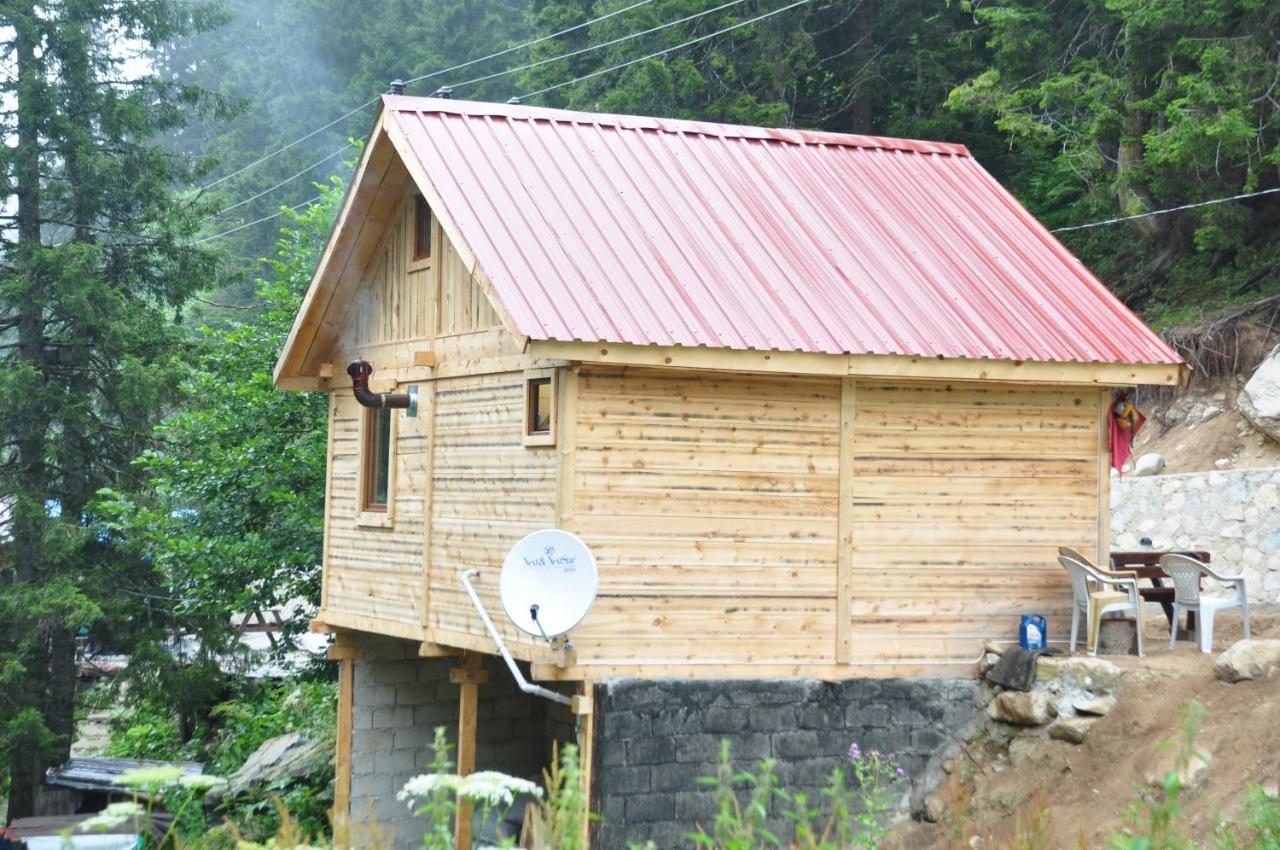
<box><xmin>846</xmin><ymin>382</ymin><xmax>1099</xmax><ymax>661</ymax></box>
<box><xmin>425</xmin><ymin>369</ymin><xmax>558</xmax><ymax>649</ymax></box>
<box><xmin>437</xmin><ymin>236</ymin><xmax>500</xmax><ymax>336</ymax></box>
<box><xmin>567</xmin><ymin>369</ymin><xmax>842</xmax><ymax>665</ymax></box>
<box><xmin>346</xmin><ymin>197</ymin><xmax>432</xmax><ymax>347</ymax></box>
<box><xmin>324</xmin><ymin>391</ymin><xmax>428</xmax><ymax>628</ymax></box>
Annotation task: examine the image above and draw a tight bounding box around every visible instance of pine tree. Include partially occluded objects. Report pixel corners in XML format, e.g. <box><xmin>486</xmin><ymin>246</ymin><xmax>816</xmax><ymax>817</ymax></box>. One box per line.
<box><xmin>0</xmin><ymin>0</ymin><xmax>222</xmax><ymax>816</ymax></box>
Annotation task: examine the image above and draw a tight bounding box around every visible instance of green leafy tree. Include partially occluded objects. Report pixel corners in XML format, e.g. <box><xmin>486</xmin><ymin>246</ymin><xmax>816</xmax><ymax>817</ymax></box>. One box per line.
<box><xmin>947</xmin><ymin>0</ymin><xmax>1280</xmax><ymax>318</ymax></box>
<box><xmin>95</xmin><ymin>181</ymin><xmax>341</xmax><ymax>737</ymax></box>
<box><xmin>0</xmin><ymin>0</ymin><xmax>224</xmax><ymax>817</ymax></box>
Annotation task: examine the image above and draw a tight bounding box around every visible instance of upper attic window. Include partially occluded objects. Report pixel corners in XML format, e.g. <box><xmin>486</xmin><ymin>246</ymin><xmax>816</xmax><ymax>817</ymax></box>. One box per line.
<box><xmin>413</xmin><ymin>195</ymin><xmax>432</xmax><ymax>260</ymax></box>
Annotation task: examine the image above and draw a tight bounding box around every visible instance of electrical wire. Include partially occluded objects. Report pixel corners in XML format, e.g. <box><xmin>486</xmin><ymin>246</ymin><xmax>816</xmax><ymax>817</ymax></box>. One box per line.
<box><xmin>212</xmin><ymin>143</ymin><xmax>353</xmax><ymax>218</ymax></box>
<box><xmin>196</xmin><ymin>195</ymin><xmax>322</xmax><ymax>244</ymax></box>
<box><xmin>400</xmin><ymin>0</ymin><xmax>660</xmax><ymax>88</ymax></box>
<box><xmin>1050</xmin><ymin>187</ymin><xmax>1280</xmax><ymax>233</ymax></box>
<box><xmin>195</xmin><ymin>99</ymin><xmax>379</xmax><ymax>194</ymax></box>
<box><xmin>447</xmin><ymin>0</ymin><xmax>750</xmax><ymax>93</ymax></box>
<box><xmin>522</xmin><ymin>0</ymin><xmax>816</xmax><ymax>99</ymax></box>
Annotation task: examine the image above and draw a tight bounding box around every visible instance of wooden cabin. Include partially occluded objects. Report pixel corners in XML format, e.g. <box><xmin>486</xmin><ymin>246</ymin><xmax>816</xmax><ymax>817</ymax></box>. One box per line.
<box><xmin>275</xmin><ymin>96</ymin><xmax>1183</xmax><ymax>845</ymax></box>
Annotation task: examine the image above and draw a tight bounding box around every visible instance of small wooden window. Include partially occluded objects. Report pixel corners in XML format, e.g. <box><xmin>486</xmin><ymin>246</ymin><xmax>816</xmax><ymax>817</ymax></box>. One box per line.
<box><xmin>522</xmin><ymin>369</ymin><xmax>557</xmax><ymax>447</ymax></box>
<box><xmin>363</xmin><ymin>406</ymin><xmax>393</xmax><ymax>511</ymax></box>
<box><xmin>413</xmin><ymin>195</ymin><xmax>432</xmax><ymax>260</ymax></box>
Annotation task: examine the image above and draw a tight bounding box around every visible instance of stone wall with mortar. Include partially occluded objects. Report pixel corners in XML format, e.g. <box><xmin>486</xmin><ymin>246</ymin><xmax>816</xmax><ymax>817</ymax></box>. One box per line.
<box><xmin>347</xmin><ymin>636</ymin><xmax>573</xmax><ymax>849</ymax></box>
<box><xmin>591</xmin><ymin>678</ymin><xmax>980</xmax><ymax>849</ymax></box>
<box><xmin>1110</xmin><ymin>465</ymin><xmax>1280</xmax><ymax>604</ymax></box>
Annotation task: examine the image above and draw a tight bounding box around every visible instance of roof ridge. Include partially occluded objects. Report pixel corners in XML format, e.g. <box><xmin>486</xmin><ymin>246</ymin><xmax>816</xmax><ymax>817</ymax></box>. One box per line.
<box><xmin>381</xmin><ymin>94</ymin><xmax>972</xmax><ymax>157</ymax></box>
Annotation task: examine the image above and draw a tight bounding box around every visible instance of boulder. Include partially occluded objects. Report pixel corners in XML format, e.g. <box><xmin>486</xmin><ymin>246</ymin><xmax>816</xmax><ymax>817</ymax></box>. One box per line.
<box><xmin>204</xmin><ymin>732</ymin><xmax>332</xmax><ymax>805</ymax></box>
<box><xmin>1240</xmin><ymin>345</ymin><xmax>1280</xmax><ymax>441</ymax></box>
<box><xmin>1035</xmin><ymin>656</ymin><xmax>1124</xmax><ymax>694</ymax></box>
<box><xmin>1072</xmin><ymin>695</ymin><xmax>1116</xmax><ymax>716</ymax></box>
<box><xmin>1132</xmin><ymin>453</ymin><xmax>1167</xmax><ymax>477</ymax></box>
<box><xmin>1214</xmin><ymin>639</ymin><xmax>1280</xmax><ymax>683</ymax></box>
<box><xmin>987</xmin><ymin>690</ymin><xmax>1057</xmax><ymax>726</ymax></box>
<box><xmin>1201</xmin><ymin>404</ymin><xmax>1224</xmax><ymax>422</ymax></box>
<box><xmin>1143</xmin><ymin>748</ymin><xmax>1211</xmax><ymax>792</ymax></box>
<box><xmin>1048</xmin><ymin>717</ymin><xmax>1095</xmax><ymax>744</ymax></box>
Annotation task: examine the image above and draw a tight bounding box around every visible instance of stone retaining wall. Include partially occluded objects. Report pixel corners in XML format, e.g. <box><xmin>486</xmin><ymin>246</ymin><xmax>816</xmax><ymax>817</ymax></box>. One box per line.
<box><xmin>1110</xmin><ymin>465</ymin><xmax>1280</xmax><ymax>604</ymax></box>
<box><xmin>592</xmin><ymin>678</ymin><xmax>979</xmax><ymax>849</ymax></box>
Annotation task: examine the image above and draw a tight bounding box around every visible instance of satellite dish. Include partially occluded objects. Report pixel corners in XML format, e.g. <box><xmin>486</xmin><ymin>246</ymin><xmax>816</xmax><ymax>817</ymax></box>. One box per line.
<box><xmin>499</xmin><ymin>529</ymin><xmax>598</xmax><ymax>639</ymax></box>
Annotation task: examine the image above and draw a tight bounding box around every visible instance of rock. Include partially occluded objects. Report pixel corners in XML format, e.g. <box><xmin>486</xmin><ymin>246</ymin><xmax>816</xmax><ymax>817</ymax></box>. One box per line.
<box><xmin>1049</xmin><ymin>717</ymin><xmax>1095</xmax><ymax>744</ymax></box>
<box><xmin>987</xmin><ymin>690</ymin><xmax>1058</xmax><ymax>726</ymax></box>
<box><xmin>1214</xmin><ymin>639</ymin><xmax>1280</xmax><ymax>683</ymax></box>
<box><xmin>1133</xmin><ymin>453</ymin><xmax>1166</xmax><ymax>477</ymax></box>
<box><xmin>983</xmin><ymin>640</ymin><xmax>1006</xmax><ymax>656</ymax></box>
<box><xmin>1201</xmin><ymin>404</ymin><xmax>1224</xmax><ymax>422</ymax></box>
<box><xmin>1215</xmin><ymin>458</ymin><xmax>1232</xmax><ymax>469</ymax></box>
<box><xmin>1240</xmin><ymin>344</ymin><xmax>1280</xmax><ymax>440</ymax></box>
<box><xmin>979</xmin><ymin>652</ymin><xmax>1001</xmax><ymax>674</ymax></box>
<box><xmin>1073</xmin><ymin>695</ymin><xmax>1116</xmax><ymax>716</ymax></box>
<box><xmin>205</xmin><ymin>732</ymin><xmax>332</xmax><ymax>805</ymax></box>
<box><xmin>1035</xmin><ymin>656</ymin><xmax>1124</xmax><ymax>694</ymax></box>
<box><xmin>1143</xmin><ymin>748</ymin><xmax>1211</xmax><ymax>792</ymax></box>
<box><xmin>921</xmin><ymin>792</ymin><xmax>945</xmax><ymax>823</ymax></box>
<box><xmin>1007</xmin><ymin>737</ymin><xmax>1070</xmax><ymax>772</ymax></box>
<box><xmin>1096</xmin><ymin>618</ymin><xmax>1139</xmax><ymax>656</ymax></box>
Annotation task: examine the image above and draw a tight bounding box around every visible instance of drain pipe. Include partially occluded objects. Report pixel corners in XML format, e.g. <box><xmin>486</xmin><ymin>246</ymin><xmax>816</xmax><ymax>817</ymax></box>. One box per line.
<box><xmin>459</xmin><ymin>569</ymin><xmax>572</xmax><ymax>707</ymax></box>
<box><xmin>347</xmin><ymin>359</ymin><xmax>414</xmax><ymax>410</ymax></box>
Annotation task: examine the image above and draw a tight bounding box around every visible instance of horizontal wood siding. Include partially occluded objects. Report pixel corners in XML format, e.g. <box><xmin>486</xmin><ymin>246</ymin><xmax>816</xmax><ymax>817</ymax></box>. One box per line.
<box><xmin>847</xmin><ymin>382</ymin><xmax>1099</xmax><ymax>661</ymax></box>
<box><xmin>426</xmin><ymin>371</ymin><xmax>558</xmax><ymax>649</ymax></box>
<box><xmin>325</xmin><ymin>392</ymin><xmax>426</xmax><ymax>627</ymax></box>
<box><xmin>568</xmin><ymin>369</ymin><xmax>842</xmax><ymax>665</ymax></box>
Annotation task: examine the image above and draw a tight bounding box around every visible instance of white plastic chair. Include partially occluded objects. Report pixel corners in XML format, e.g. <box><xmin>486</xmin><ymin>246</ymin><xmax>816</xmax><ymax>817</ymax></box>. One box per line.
<box><xmin>1159</xmin><ymin>553</ymin><xmax>1250</xmax><ymax>653</ymax></box>
<box><xmin>1058</xmin><ymin>554</ymin><xmax>1144</xmax><ymax>657</ymax></box>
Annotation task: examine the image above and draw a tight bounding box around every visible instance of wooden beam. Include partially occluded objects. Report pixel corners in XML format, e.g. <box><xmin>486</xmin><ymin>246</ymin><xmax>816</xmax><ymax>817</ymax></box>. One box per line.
<box><xmin>316</xmin><ymin>608</ymin><xmax>426</xmax><ymax>642</ymax></box>
<box><xmin>426</xmin><ymin>627</ymin><xmax>563</xmax><ymax>665</ymax></box>
<box><xmin>1096</xmin><ymin>389</ymin><xmax>1112</xmax><ymax>564</ymax></box>
<box><xmin>333</xmin><ymin>656</ymin><xmax>355</xmax><ymax>847</ymax></box>
<box><xmin>529</xmin><ymin>340</ymin><xmax>1185</xmax><ymax>387</ymax></box>
<box><xmin>836</xmin><ymin>377</ymin><xmax>855</xmax><ymax>664</ymax></box>
<box><xmin>421</xmin><ymin>382</ymin><xmax>438</xmax><ymax>631</ymax></box>
<box><xmin>317</xmin><ymin>362</ymin><xmax>334</xmax><ymax>379</ymax></box>
<box><xmin>418</xmin><ymin>640</ymin><xmax>459</xmax><ymax>658</ymax></box>
<box><xmin>454</xmin><ymin>653</ymin><xmax>486</xmax><ymax>850</ymax></box>
<box><xmin>574</xmin><ymin>682</ymin><xmax>594</xmax><ymax>850</ymax></box>
<box><xmin>531</xmin><ymin>661</ymin><xmax>981</xmax><ymax>682</ymax></box>
<box><xmin>412</xmin><ymin>350</ymin><xmax>438</xmax><ymax>368</ymax></box>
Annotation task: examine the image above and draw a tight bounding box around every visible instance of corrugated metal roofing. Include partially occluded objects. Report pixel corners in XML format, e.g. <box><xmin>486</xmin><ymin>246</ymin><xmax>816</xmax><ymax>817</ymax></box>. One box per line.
<box><xmin>383</xmin><ymin>95</ymin><xmax>1180</xmax><ymax>366</ymax></box>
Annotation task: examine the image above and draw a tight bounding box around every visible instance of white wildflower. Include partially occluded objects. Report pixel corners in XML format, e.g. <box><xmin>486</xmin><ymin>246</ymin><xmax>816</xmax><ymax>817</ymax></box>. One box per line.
<box><xmin>114</xmin><ymin>765</ymin><xmax>185</xmax><ymax>791</ymax></box>
<box><xmin>179</xmin><ymin>773</ymin><xmax>227</xmax><ymax>791</ymax></box>
<box><xmin>78</xmin><ymin>801</ymin><xmax>146</xmax><ymax>832</ymax></box>
<box><xmin>457</xmin><ymin>771</ymin><xmax>543</xmax><ymax>807</ymax></box>
<box><xmin>397</xmin><ymin>772</ymin><xmax>463</xmax><ymax>805</ymax></box>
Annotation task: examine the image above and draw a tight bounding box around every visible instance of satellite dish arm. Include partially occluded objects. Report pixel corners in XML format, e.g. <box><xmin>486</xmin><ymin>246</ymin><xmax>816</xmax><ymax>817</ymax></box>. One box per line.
<box><xmin>458</xmin><ymin>569</ymin><xmax>572</xmax><ymax>707</ymax></box>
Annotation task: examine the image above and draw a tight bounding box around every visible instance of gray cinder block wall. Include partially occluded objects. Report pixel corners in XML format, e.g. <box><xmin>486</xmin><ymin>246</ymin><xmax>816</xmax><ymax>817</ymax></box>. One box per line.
<box><xmin>347</xmin><ymin>636</ymin><xmax>573</xmax><ymax>848</ymax></box>
<box><xmin>1111</xmin><ymin>466</ymin><xmax>1280</xmax><ymax>603</ymax></box>
<box><xmin>591</xmin><ymin>678</ymin><xmax>980</xmax><ymax>850</ymax></box>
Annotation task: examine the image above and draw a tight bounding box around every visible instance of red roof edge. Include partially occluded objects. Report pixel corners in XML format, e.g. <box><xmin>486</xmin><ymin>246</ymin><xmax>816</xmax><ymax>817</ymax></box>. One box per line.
<box><xmin>381</xmin><ymin>95</ymin><xmax>972</xmax><ymax>158</ymax></box>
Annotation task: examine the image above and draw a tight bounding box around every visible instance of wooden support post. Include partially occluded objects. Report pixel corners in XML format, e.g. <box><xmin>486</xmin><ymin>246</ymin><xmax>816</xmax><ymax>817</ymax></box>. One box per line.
<box><xmin>836</xmin><ymin>377</ymin><xmax>856</xmax><ymax>663</ymax></box>
<box><xmin>332</xmin><ymin>650</ymin><xmax>357</xmax><ymax>848</ymax></box>
<box><xmin>452</xmin><ymin>653</ymin><xmax>487</xmax><ymax>849</ymax></box>
<box><xmin>573</xmin><ymin>683</ymin><xmax>594</xmax><ymax>849</ymax></box>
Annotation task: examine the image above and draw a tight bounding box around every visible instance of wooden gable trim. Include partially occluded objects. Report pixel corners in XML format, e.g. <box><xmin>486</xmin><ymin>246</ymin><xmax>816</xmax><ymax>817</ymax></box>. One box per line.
<box><xmin>528</xmin><ymin>340</ymin><xmax>1184</xmax><ymax>387</ymax></box>
<box><xmin>274</xmin><ymin>108</ymin><xmax>527</xmax><ymax>390</ymax></box>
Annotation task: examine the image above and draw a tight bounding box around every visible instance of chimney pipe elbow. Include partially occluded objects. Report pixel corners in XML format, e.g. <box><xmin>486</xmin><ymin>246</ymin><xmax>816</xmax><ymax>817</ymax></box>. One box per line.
<box><xmin>347</xmin><ymin>358</ymin><xmax>412</xmax><ymax>410</ymax></box>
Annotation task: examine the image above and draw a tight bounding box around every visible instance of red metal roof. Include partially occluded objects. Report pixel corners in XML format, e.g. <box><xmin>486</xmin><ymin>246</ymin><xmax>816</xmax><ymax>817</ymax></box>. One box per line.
<box><xmin>383</xmin><ymin>95</ymin><xmax>1179</xmax><ymax>366</ymax></box>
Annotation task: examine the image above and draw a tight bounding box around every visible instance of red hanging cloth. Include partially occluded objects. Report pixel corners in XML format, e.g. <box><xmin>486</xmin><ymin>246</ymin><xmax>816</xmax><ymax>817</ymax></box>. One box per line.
<box><xmin>1109</xmin><ymin>391</ymin><xmax>1146</xmax><ymax>475</ymax></box>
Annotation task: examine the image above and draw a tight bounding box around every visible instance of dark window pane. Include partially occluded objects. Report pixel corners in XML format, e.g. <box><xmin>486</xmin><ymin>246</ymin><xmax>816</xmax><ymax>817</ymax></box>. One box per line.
<box><xmin>529</xmin><ymin>378</ymin><xmax>552</xmax><ymax>434</ymax></box>
<box><xmin>414</xmin><ymin>195</ymin><xmax>432</xmax><ymax>259</ymax></box>
<box><xmin>366</xmin><ymin>407</ymin><xmax>392</xmax><ymax>508</ymax></box>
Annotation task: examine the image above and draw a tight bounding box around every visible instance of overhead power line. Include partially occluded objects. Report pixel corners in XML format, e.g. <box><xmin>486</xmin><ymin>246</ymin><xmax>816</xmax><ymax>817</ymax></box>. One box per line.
<box><xmin>522</xmin><ymin>0</ymin><xmax>816</xmax><ymax>99</ymax></box>
<box><xmin>1051</xmin><ymin>187</ymin><xmax>1280</xmax><ymax>233</ymax></box>
<box><xmin>196</xmin><ymin>195</ymin><xmax>323</xmax><ymax>244</ymax></box>
<box><xmin>400</xmin><ymin>0</ymin><xmax>660</xmax><ymax>88</ymax></box>
<box><xmin>448</xmin><ymin>0</ymin><xmax>750</xmax><ymax>93</ymax></box>
<box><xmin>212</xmin><ymin>143</ymin><xmax>353</xmax><ymax>218</ymax></box>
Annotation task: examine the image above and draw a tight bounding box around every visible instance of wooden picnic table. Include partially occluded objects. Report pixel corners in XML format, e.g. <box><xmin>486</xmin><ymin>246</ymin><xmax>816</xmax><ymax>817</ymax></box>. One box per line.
<box><xmin>1110</xmin><ymin>550</ymin><xmax>1209</xmax><ymax>635</ymax></box>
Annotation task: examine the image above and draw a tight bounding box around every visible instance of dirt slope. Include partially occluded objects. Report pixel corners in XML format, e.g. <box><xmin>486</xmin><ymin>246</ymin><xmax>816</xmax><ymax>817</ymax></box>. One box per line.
<box><xmin>896</xmin><ymin>613</ymin><xmax>1280</xmax><ymax>849</ymax></box>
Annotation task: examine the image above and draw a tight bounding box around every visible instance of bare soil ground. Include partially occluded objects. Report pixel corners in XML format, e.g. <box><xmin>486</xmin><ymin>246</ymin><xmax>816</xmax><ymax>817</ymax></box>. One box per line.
<box><xmin>895</xmin><ymin>611</ymin><xmax>1280</xmax><ymax>849</ymax></box>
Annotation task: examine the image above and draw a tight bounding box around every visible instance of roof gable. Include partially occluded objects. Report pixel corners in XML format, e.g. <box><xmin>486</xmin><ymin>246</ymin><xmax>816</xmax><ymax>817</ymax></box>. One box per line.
<box><xmin>277</xmin><ymin>96</ymin><xmax>1179</xmax><ymax>385</ymax></box>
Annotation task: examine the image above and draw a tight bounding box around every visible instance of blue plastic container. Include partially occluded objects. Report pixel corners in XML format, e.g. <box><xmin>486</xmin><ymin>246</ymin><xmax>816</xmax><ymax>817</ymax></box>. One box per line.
<box><xmin>1019</xmin><ymin>614</ymin><xmax>1047</xmax><ymax>650</ymax></box>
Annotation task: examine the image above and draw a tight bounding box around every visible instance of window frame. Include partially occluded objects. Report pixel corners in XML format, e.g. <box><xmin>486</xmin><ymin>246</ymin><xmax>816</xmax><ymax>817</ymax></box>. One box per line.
<box><xmin>522</xmin><ymin>368</ymin><xmax>558</xmax><ymax>447</ymax></box>
<box><xmin>357</xmin><ymin>403</ymin><xmax>397</xmax><ymax>527</ymax></box>
<box><xmin>412</xmin><ymin>194</ymin><xmax>432</xmax><ymax>262</ymax></box>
